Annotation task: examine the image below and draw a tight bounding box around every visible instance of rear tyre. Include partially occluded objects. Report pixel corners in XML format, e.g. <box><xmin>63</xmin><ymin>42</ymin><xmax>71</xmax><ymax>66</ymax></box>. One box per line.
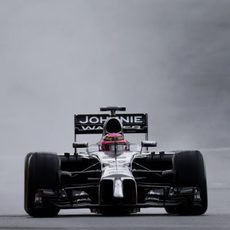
<box><xmin>24</xmin><ymin>152</ymin><xmax>60</xmax><ymax>217</ymax></box>
<box><xmin>165</xmin><ymin>151</ymin><xmax>208</xmax><ymax>215</ymax></box>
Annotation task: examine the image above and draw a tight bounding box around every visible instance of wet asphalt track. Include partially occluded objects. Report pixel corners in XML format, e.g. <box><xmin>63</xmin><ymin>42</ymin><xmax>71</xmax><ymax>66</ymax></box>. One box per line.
<box><xmin>1</xmin><ymin>151</ymin><xmax>230</xmax><ymax>230</ymax></box>
<box><xmin>0</xmin><ymin>199</ymin><xmax>230</xmax><ymax>230</ymax></box>
<box><xmin>0</xmin><ymin>214</ymin><xmax>229</xmax><ymax>230</ymax></box>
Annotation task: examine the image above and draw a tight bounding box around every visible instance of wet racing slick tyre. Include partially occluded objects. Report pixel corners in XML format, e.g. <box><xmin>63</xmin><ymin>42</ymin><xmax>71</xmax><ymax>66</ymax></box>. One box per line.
<box><xmin>24</xmin><ymin>152</ymin><xmax>60</xmax><ymax>217</ymax></box>
<box><xmin>165</xmin><ymin>151</ymin><xmax>207</xmax><ymax>215</ymax></box>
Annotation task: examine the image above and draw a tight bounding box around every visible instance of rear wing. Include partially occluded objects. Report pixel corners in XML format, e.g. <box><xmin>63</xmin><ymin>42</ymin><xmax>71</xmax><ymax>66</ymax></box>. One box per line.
<box><xmin>74</xmin><ymin>113</ymin><xmax>148</xmax><ymax>136</ymax></box>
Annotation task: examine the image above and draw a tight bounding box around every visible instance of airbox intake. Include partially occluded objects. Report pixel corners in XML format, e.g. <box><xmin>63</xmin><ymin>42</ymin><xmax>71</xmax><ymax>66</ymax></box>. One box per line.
<box><xmin>104</xmin><ymin>118</ymin><xmax>122</xmax><ymax>134</ymax></box>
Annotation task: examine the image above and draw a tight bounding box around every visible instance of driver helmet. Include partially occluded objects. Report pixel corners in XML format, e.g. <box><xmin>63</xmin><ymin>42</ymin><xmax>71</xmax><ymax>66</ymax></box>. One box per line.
<box><xmin>101</xmin><ymin>133</ymin><xmax>128</xmax><ymax>152</ymax></box>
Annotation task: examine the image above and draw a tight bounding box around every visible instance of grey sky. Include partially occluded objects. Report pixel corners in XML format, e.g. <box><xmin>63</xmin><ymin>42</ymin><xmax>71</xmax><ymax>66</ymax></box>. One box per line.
<box><xmin>0</xmin><ymin>0</ymin><xmax>230</xmax><ymax>156</ymax></box>
<box><xmin>1</xmin><ymin>0</ymin><xmax>230</xmax><ymax>215</ymax></box>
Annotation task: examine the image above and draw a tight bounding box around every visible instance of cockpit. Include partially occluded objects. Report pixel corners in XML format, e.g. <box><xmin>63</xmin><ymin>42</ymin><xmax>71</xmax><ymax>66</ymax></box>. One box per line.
<box><xmin>100</xmin><ymin>133</ymin><xmax>129</xmax><ymax>152</ymax></box>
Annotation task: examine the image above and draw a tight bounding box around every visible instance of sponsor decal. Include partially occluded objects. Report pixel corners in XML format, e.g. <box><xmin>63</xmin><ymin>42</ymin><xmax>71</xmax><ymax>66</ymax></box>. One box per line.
<box><xmin>75</xmin><ymin>113</ymin><xmax>147</xmax><ymax>134</ymax></box>
<box><xmin>79</xmin><ymin>116</ymin><xmax>108</xmax><ymax>124</ymax></box>
<box><xmin>81</xmin><ymin>125</ymin><xmax>103</xmax><ymax>130</ymax></box>
<box><xmin>77</xmin><ymin>115</ymin><xmax>144</xmax><ymax>125</ymax></box>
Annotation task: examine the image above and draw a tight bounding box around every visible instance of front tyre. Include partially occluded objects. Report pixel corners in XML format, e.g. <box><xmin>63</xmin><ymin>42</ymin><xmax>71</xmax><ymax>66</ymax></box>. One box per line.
<box><xmin>24</xmin><ymin>152</ymin><xmax>60</xmax><ymax>217</ymax></box>
<box><xmin>165</xmin><ymin>151</ymin><xmax>208</xmax><ymax>215</ymax></box>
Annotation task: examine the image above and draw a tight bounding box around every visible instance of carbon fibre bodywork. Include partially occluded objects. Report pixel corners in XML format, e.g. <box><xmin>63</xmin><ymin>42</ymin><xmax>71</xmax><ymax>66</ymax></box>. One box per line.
<box><xmin>24</xmin><ymin>107</ymin><xmax>207</xmax><ymax>216</ymax></box>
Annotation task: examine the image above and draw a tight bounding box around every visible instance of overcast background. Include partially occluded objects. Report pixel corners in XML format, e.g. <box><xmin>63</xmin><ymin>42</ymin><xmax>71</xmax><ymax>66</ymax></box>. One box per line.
<box><xmin>0</xmin><ymin>0</ymin><xmax>230</xmax><ymax>214</ymax></box>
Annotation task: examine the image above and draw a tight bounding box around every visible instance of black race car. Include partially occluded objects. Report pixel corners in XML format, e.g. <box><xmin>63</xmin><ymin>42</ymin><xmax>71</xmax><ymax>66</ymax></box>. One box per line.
<box><xmin>24</xmin><ymin>106</ymin><xmax>208</xmax><ymax>216</ymax></box>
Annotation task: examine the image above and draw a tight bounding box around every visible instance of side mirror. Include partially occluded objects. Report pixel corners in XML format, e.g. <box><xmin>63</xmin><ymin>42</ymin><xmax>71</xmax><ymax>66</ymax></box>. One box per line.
<box><xmin>72</xmin><ymin>142</ymin><xmax>88</xmax><ymax>148</ymax></box>
<box><xmin>141</xmin><ymin>141</ymin><xmax>157</xmax><ymax>148</ymax></box>
<box><xmin>141</xmin><ymin>141</ymin><xmax>157</xmax><ymax>154</ymax></box>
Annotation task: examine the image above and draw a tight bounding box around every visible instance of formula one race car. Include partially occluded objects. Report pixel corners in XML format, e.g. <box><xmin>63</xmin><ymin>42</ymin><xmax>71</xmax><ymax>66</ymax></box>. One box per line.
<box><xmin>24</xmin><ymin>106</ymin><xmax>208</xmax><ymax>217</ymax></box>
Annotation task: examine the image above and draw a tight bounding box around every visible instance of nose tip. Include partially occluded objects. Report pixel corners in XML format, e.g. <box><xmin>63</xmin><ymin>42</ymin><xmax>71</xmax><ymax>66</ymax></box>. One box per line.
<box><xmin>113</xmin><ymin>179</ymin><xmax>124</xmax><ymax>198</ymax></box>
